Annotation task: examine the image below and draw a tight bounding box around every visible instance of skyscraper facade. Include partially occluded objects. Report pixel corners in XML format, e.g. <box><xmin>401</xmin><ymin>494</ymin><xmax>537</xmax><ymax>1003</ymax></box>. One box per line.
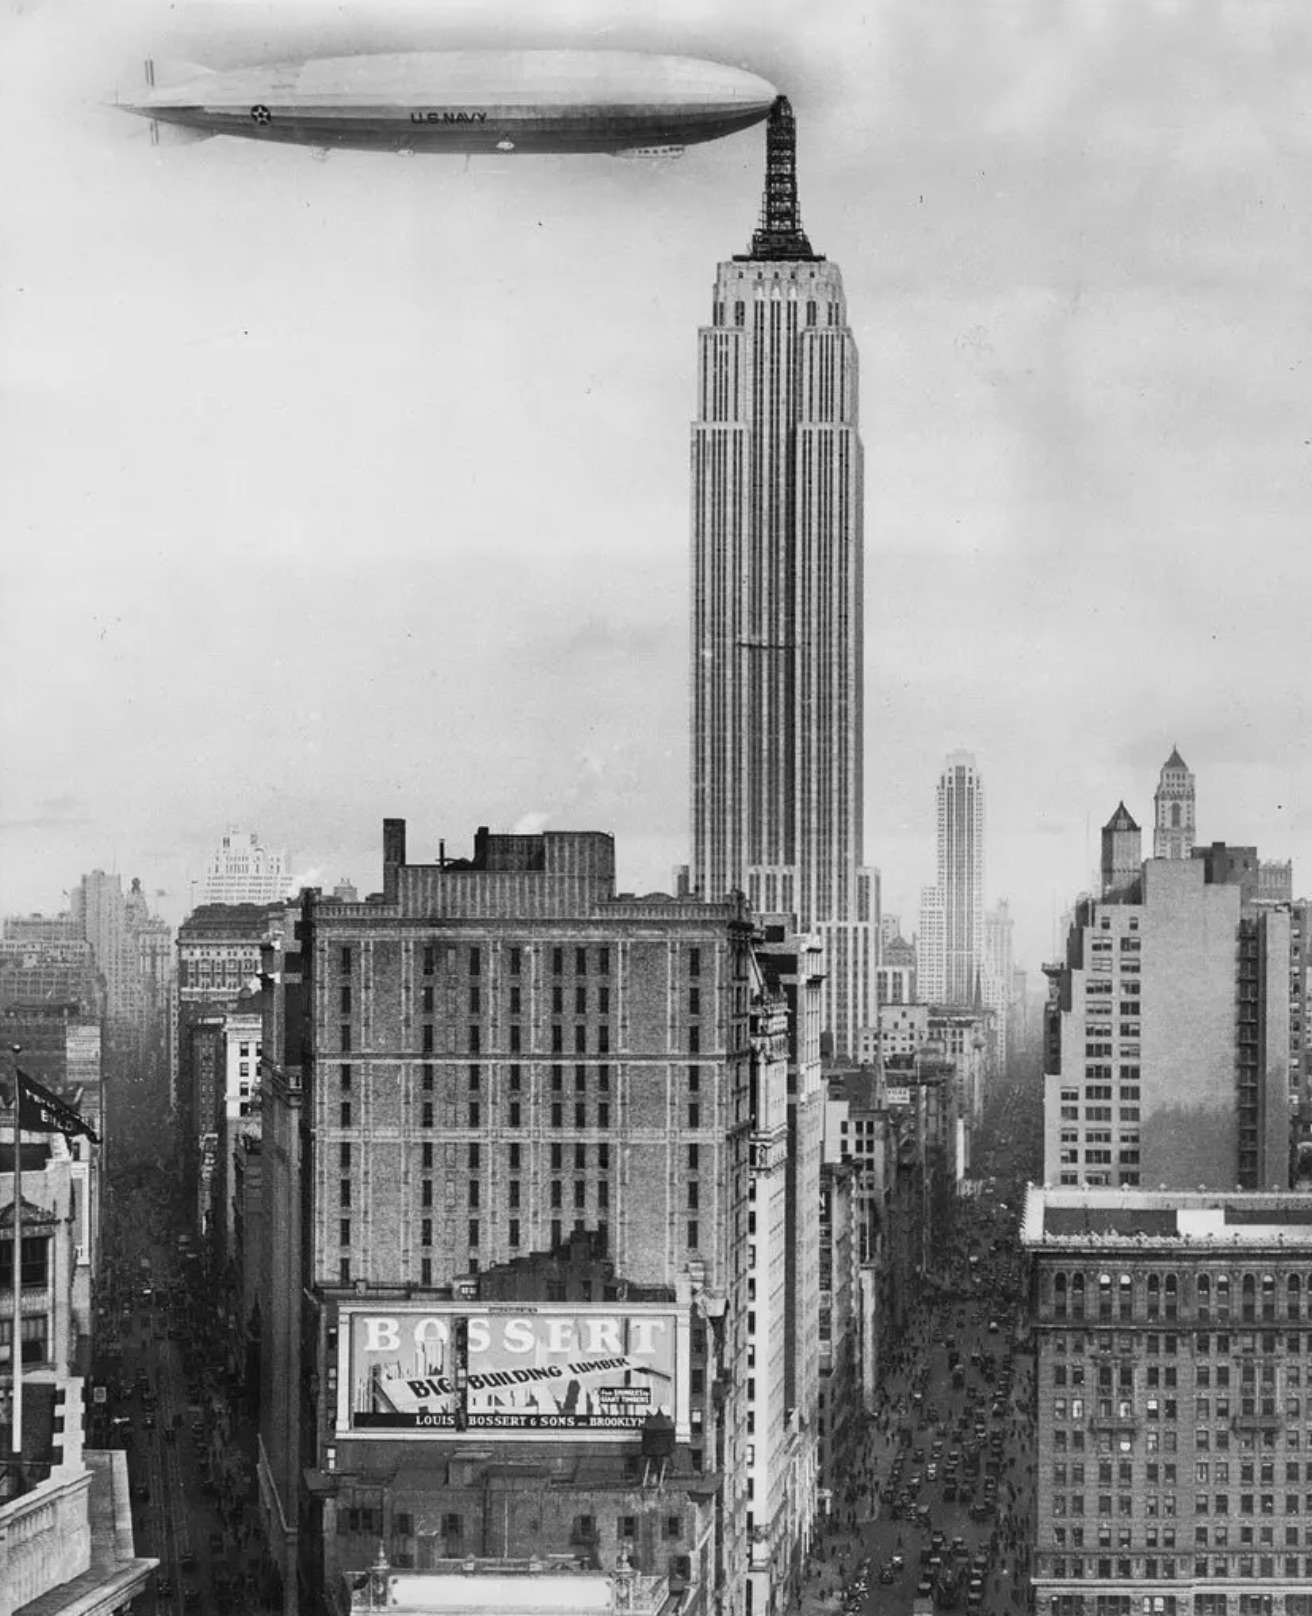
<box><xmin>689</xmin><ymin>98</ymin><xmax>877</xmax><ymax>1058</ymax></box>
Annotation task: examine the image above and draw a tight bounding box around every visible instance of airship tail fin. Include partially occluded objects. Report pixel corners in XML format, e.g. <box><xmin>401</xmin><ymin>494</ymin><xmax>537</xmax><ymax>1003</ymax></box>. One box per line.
<box><xmin>143</xmin><ymin>55</ymin><xmax>215</xmax><ymax>88</ymax></box>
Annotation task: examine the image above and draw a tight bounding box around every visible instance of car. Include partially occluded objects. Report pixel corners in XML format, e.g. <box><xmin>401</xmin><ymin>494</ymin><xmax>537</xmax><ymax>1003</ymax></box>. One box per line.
<box><xmin>209</xmin><ymin>1532</ymin><xmax>224</xmax><ymax>1554</ymax></box>
<box><xmin>142</xmin><ymin>1414</ymin><xmax>155</xmax><ymax>1430</ymax></box>
<box><xmin>184</xmin><ymin>1589</ymin><xmax>201</xmax><ymax>1609</ymax></box>
<box><xmin>157</xmin><ymin>1576</ymin><xmax>174</xmax><ymax>1597</ymax></box>
<box><xmin>926</xmin><ymin>1464</ymin><xmax>939</xmax><ymax>1481</ymax></box>
<box><xmin>878</xmin><ymin>1564</ymin><xmax>895</xmax><ymax>1585</ymax></box>
<box><xmin>131</xmin><ymin>1483</ymin><xmax>149</xmax><ymax>1502</ymax></box>
<box><xmin>180</xmin><ymin>1551</ymin><xmax>196</xmax><ymax>1571</ymax></box>
<box><xmin>917</xmin><ymin>1576</ymin><xmax>934</xmax><ymax>1597</ymax></box>
<box><xmin>969</xmin><ymin>1500</ymin><xmax>996</xmax><ymax>1521</ymax></box>
<box><xmin>943</xmin><ymin>1483</ymin><xmax>957</xmax><ymax>1501</ymax></box>
<box><xmin>988</xmin><ymin>1319</ymin><xmax>999</xmax><ymax>1333</ymax></box>
<box><xmin>890</xmin><ymin>1554</ymin><xmax>905</xmax><ymax>1573</ymax></box>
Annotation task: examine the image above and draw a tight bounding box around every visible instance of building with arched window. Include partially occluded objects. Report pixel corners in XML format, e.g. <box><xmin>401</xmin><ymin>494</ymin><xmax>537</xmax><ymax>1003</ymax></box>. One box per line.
<box><xmin>1024</xmin><ymin>1186</ymin><xmax>1312</xmax><ymax>1616</ymax></box>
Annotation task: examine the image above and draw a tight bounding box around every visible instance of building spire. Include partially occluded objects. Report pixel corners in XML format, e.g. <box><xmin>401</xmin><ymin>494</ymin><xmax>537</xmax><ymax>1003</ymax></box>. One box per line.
<box><xmin>745</xmin><ymin>97</ymin><xmax>820</xmax><ymax>262</ymax></box>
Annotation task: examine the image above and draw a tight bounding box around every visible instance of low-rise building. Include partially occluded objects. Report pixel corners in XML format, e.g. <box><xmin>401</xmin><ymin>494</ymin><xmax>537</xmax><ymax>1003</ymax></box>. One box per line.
<box><xmin>0</xmin><ymin>1102</ymin><xmax>153</xmax><ymax>1615</ymax></box>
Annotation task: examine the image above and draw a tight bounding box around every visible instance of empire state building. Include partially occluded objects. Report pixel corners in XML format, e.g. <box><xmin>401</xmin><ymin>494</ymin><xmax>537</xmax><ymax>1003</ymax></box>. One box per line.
<box><xmin>690</xmin><ymin>99</ymin><xmax>877</xmax><ymax>1056</ymax></box>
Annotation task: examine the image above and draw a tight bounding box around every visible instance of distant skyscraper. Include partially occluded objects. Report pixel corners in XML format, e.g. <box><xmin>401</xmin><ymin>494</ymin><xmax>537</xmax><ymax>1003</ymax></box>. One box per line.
<box><xmin>1152</xmin><ymin>745</ymin><xmax>1195</xmax><ymax>859</ymax></box>
<box><xmin>982</xmin><ymin>899</ymin><xmax>1014</xmax><ymax>1069</ymax></box>
<box><xmin>689</xmin><ymin>97</ymin><xmax>877</xmax><ymax>1057</ymax></box>
<box><xmin>1100</xmin><ymin>800</ymin><xmax>1142</xmax><ymax>898</ymax></box>
<box><xmin>916</xmin><ymin>885</ymin><xmax>946</xmax><ymax>1003</ymax></box>
<box><xmin>924</xmin><ymin>752</ymin><xmax>985</xmax><ymax>1006</ymax></box>
<box><xmin>202</xmin><ymin>828</ymin><xmax>288</xmax><ymax>905</ymax></box>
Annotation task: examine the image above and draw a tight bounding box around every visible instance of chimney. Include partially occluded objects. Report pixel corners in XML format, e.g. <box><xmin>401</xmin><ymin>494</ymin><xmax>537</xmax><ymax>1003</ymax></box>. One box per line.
<box><xmin>383</xmin><ymin>819</ymin><xmax>406</xmax><ymax>903</ymax></box>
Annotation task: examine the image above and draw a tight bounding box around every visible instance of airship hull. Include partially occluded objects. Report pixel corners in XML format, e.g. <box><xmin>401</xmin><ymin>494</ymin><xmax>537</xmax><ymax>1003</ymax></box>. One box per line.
<box><xmin>124</xmin><ymin>50</ymin><xmax>778</xmax><ymax>155</ymax></box>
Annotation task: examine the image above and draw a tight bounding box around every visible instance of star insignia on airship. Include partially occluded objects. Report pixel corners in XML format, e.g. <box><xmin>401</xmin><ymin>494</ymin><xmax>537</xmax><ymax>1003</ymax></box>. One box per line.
<box><xmin>250</xmin><ymin>104</ymin><xmax>272</xmax><ymax>125</ymax></box>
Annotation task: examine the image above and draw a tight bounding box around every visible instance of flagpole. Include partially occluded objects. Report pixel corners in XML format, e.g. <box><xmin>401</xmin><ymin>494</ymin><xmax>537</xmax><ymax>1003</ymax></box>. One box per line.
<box><xmin>10</xmin><ymin>1044</ymin><xmax>22</xmax><ymax>1496</ymax></box>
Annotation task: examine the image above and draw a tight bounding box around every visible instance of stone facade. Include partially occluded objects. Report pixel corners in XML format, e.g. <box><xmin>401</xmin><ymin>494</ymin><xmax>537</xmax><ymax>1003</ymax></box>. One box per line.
<box><xmin>1025</xmin><ymin>1187</ymin><xmax>1312</xmax><ymax>1616</ymax></box>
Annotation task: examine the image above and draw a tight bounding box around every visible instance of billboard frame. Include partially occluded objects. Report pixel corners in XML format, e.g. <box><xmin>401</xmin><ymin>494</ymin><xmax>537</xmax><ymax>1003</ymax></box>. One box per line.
<box><xmin>335</xmin><ymin>1300</ymin><xmax>691</xmax><ymax>1443</ymax></box>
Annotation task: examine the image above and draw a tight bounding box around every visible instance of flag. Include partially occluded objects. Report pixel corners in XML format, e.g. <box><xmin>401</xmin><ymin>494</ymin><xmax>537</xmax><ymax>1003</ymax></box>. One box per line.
<box><xmin>16</xmin><ymin>1068</ymin><xmax>99</xmax><ymax>1145</ymax></box>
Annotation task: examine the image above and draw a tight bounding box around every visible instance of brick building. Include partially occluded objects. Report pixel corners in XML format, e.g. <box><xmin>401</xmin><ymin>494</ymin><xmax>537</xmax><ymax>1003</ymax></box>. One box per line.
<box><xmin>1024</xmin><ymin>1185</ymin><xmax>1312</xmax><ymax>1616</ymax></box>
<box><xmin>257</xmin><ymin>821</ymin><xmax>821</xmax><ymax>1616</ymax></box>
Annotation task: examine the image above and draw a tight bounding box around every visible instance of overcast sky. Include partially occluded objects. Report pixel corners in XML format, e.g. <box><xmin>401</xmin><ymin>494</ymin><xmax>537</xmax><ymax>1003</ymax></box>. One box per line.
<box><xmin>2</xmin><ymin>0</ymin><xmax>1309</xmax><ymax>971</ymax></box>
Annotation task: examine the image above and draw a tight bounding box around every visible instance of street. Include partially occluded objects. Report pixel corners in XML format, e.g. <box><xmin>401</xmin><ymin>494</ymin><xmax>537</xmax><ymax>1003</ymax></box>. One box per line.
<box><xmin>92</xmin><ymin>1166</ymin><xmax>276</xmax><ymax>1614</ymax></box>
<box><xmin>800</xmin><ymin>1065</ymin><xmax>1044</xmax><ymax>1616</ymax></box>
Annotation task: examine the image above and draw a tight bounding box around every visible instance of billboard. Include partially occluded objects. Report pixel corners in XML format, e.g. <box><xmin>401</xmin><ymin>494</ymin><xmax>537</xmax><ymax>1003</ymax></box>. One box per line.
<box><xmin>340</xmin><ymin>1303</ymin><xmax>686</xmax><ymax>1440</ymax></box>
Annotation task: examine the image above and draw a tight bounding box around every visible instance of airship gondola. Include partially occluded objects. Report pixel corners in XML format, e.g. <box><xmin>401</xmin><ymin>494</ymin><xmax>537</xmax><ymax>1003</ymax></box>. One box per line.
<box><xmin>119</xmin><ymin>49</ymin><xmax>779</xmax><ymax>157</ymax></box>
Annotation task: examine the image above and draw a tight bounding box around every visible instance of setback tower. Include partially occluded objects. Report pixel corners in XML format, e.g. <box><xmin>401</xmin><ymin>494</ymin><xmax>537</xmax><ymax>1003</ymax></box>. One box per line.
<box><xmin>690</xmin><ymin>98</ymin><xmax>877</xmax><ymax>1057</ymax></box>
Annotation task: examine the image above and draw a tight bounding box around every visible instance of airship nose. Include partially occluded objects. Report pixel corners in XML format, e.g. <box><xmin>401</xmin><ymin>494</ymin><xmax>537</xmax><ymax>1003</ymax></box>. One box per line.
<box><xmin>736</xmin><ymin>68</ymin><xmax>780</xmax><ymax>107</ymax></box>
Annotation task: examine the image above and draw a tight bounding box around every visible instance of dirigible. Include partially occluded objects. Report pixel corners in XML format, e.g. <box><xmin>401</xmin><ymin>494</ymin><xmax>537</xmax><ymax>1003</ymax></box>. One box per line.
<box><xmin>119</xmin><ymin>49</ymin><xmax>779</xmax><ymax>157</ymax></box>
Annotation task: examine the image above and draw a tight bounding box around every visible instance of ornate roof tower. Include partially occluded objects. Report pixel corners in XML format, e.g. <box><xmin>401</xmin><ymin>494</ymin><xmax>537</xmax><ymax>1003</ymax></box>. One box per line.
<box><xmin>1153</xmin><ymin>747</ymin><xmax>1196</xmax><ymax>860</ymax></box>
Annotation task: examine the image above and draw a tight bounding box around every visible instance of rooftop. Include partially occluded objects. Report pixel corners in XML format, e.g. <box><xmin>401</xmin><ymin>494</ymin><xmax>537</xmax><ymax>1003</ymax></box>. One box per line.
<box><xmin>12</xmin><ymin>1449</ymin><xmax>157</xmax><ymax>1615</ymax></box>
<box><xmin>1023</xmin><ymin>1185</ymin><xmax>1312</xmax><ymax>1248</ymax></box>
